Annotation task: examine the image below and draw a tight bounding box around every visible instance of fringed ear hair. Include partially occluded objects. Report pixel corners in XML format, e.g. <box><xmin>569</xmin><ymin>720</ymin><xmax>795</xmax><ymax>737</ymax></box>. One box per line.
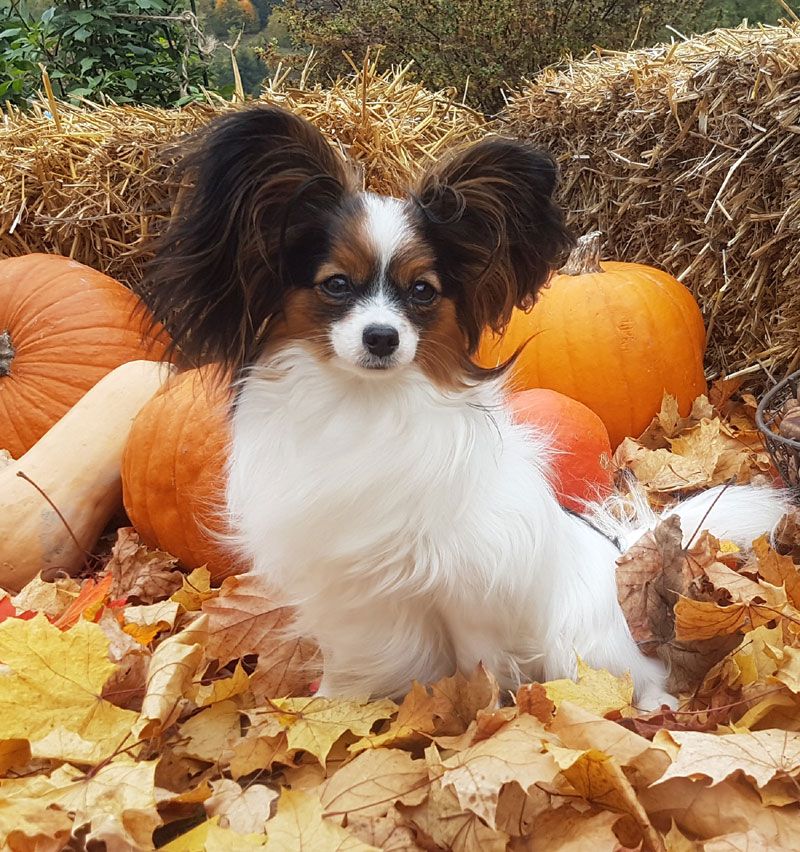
<box><xmin>412</xmin><ymin>138</ymin><xmax>573</xmax><ymax>353</ymax></box>
<box><xmin>137</xmin><ymin>106</ymin><xmax>356</xmax><ymax>374</ymax></box>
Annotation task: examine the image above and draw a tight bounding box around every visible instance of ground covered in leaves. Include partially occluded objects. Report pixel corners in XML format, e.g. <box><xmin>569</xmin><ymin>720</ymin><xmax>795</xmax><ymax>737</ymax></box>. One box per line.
<box><xmin>2</xmin><ymin>385</ymin><xmax>800</xmax><ymax>850</ymax></box>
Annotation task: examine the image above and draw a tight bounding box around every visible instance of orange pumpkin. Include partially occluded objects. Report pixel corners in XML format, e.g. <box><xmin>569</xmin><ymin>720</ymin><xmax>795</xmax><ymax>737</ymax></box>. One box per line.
<box><xmin>510</xmin><ymin>388</ymin><xmax>614</xmax><ymax>511</ymax></box>
<box><xmin>0</xmin><ymin>254</ymin><xmax>169</xmax><ymax>458</ymax></box>
<box><xmin>478</xmin><ymin>233</ymin><xmax>707</xmax><ymax>448</ymax></box>
<box><xmin>121</xmin><ymin>366</ymin><xmax>242</xmax><ymax>580</ymax></box>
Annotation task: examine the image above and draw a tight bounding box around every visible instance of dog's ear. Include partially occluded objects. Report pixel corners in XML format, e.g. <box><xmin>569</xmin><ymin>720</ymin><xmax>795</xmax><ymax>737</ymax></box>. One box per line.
<box><xmin>413</xmin><ymin>138</ymin><xmax>573</xmax><ymax>352</ymax></box>
<box><xmin>138</xmin><ymin>106</ymin><xmax>356</xmax><ymax>373</ymax></box>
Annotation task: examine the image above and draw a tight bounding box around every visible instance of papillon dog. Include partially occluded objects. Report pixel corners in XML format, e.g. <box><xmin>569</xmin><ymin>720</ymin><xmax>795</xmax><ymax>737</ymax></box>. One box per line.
<box><xmin>140</xmin><ymin>106</ymin><xmax>788</xmax><ymax>710</ymax></box>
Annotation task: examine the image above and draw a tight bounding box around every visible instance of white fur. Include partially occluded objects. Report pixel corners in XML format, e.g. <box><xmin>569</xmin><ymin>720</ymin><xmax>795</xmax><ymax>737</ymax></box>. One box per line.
<box><xmin>362</xmin><ymin>193</ymin><xmax>412</xmax><ymax>273</ymax></box>
<box><xmin>227</xmin><ymin>344</ymin><xmax>788</xmax><ymax>710</ymax></box>
<box><xmin>329</xmin><ymin>290</ymin><xmax>419</xmax><ymax>368</ymax></box>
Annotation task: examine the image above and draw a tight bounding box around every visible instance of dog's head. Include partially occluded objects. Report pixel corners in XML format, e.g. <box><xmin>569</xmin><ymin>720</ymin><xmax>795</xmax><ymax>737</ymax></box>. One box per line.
<box><xmin>141</xmin><ymin>106</ymin><xmax>572</xmax><ymax>385</ymax></box>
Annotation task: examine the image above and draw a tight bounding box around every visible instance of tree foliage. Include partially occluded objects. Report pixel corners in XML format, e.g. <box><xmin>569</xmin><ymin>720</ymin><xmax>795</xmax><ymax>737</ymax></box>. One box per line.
<box><xmin>282</xmin><ymin>0</ymin><xmax>784</xmax><ymax>112</ymax></box>
<box><xmin>0</xmin><ymin>0</ymin><xmax>212</xmax><ymax>107</ymax></box>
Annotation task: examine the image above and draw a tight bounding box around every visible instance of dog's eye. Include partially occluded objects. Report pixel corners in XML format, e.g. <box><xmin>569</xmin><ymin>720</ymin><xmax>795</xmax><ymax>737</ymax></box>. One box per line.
<box><xmin>411</xmin><ymin>280</ymin><xmax>437</xmax><ymax>304</ymax></box>
<box><xmin>320</xmin><ymin>275</ymin><xmax>351</xmax><ymax>299</ymax></box>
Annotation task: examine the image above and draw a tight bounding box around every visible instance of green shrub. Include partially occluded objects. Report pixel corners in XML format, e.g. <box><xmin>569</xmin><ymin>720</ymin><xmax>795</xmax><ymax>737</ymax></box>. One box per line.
<box><xmin>282</xmin><ymin>0</ymin><xmax>757</xmax><ymax>112</ymax></box>
<box><xmin>0</xmin><ymin>0</ymin><xmax>212</xmax><ymax>108</ymax></box>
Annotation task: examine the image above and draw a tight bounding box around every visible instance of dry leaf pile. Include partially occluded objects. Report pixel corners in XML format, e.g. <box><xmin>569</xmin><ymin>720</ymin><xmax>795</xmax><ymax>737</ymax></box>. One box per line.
<box><xmin>0</xmin><ymin>390</ymin><xmax>800</xmax><ymax>849</ymax></box>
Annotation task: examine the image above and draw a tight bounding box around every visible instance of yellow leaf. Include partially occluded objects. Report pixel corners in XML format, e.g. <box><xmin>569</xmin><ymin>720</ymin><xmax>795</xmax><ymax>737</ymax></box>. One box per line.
<box><xmin>268</xmin><ymin>696</ymin><xmax>396</xmax><ymax>765</ymax></box>
<box><xmin>674</xmin><ymin>596</ymin><xmax>748</xmax><ymax>641</ymax></box>
<box><xmin>350</xmin><ymin>681</ymin><xmax>445</xmax><ymax>752</ymax></box>
<box><xmin>438</xmin><ymin>715</ymin><xmax>557</xmax><ymax>829</ymax></box>
<box><xmin>654</xmin><ymin>729</ymin><xmax>800</xmax><ymax>788</ymax></box>
<box><xmin>0</xmin><ymin>614</ymin><xmax>138</xmax><ymax>762</ymax></box>
<box><xmin>193</xmin><ymin>661</ymin><xmax>251</xmax><ymax>707</ymax></box>
<box><xmin>547</xmin><ymin>746</ymin><xmax>660</xmax><ymax>849</ymax></box>
<box><xmin>732</xmin><ymin>624</ymin><xmax>783</xmax><ymax>687</ymax></box>
<box><xmin>719</xmin><ymin>540</ymin><xmax>741</xmax><ymax>555</ymax></box>
<box><xmin>124</xmin><ymin>599</ymin><xmax>181</xmax><ymax>634</ymax></box>
<box><xmin>172</xmin><ymin>566</ymin><xmax>216</xmax><ymax>611</ymax></box>
<box><xmin>134</xmin><ymin>615</ymin><xmax>208</xmax><ymax>740</ymax></box>
<box><xmin>543</xmin><ymin>658</ymin><xmax>633</xmax><ymax>717</ymax></box>
<box><xmin>0</xmin><ymin>796</ymin><xmax>72</xmax><ymax>852</ymax></box>
<box><xmin>162</xmin><ymin>816</ymin><xmax>269</xmax><ymax>851</ymax></box>
<box><xmin>205</xmin><ymin>778</ymin><xmax>277</xmax><ymax>834</ymax></box>
<box><xmin>319</xmin><ymin>749</ymin><xmax>428</xmax><ymax>819</ymax></box>
<box><xmin>123</xmin><ymin>621</ymin><xmax>165</xmax><ymax>646</ymax></box>
<box><xmin>264</xmin><ymin>788</ymin><xmax>378</xmax><ymax>851</ymax></box>
<box><xmin>775</xmin><ymin>646</ymin><xmax>800</xmax><ymax>694</ymax></box>
<box><xmin>0</xmin><ymin>758</ymin><xmax>160</xmax><ymax>849</ymax></box>
<box><xmin>177</xmin><ymin>700</ymin><xmax>243</xmax><ymax>764</ymax></box>
<box><xmin>230</xmin><ymin>730</ymin><xmax>293</xmax><ymax>780</ymax></box>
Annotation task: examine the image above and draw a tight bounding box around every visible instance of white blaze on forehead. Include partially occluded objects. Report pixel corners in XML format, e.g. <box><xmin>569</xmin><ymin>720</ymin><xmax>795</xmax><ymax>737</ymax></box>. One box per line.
<box><xmin>361</xmin><ymin>193</ymin><xmax>412</xmax><ymax>273</ymax></box>
<box><xmin>330</xmin><ymin>290</ymin><xmax>419</xmax><ymax>368</ymax></box>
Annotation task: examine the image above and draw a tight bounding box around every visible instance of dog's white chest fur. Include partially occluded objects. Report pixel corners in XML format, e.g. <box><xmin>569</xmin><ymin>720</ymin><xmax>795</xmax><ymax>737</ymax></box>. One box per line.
<box><xmin>226</xmin><ymin>343</ymin><xmax>663</xmax><ymax>700</ymax></box>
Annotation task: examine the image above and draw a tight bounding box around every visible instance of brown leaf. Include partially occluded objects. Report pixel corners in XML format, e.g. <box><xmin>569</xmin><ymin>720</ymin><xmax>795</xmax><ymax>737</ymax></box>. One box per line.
<box><xmin>346</xmin><ymin>807</ymin><xmax>425</xmax><ymax>852</ymax></box>
<box><xmin>517</xmin><ymin>682</ymin><xmax>556</xmax><ymax>722</ymax></box>
<box><xmin>752</xmin><ymin>536</ymin><xmax>800</xmax><ymax>609</ymax></box>
<box><xmin>548</xmin><ymin>746</ymin><xmax>660</xmax><ymax>850</ymax></box>
<box><xmin>10</xmin><ymin>575</ymin><xmax>80</xmax><ymax>618</ymax></box>
<box><xmin>437</xmin><ymin>715</ymin><xmax>557</xmax><ymax>829</ymax></box>
<box><xmin>508</xmin><ymin>806</ymin><xmax>622</xmax><ymax>851</ymax></box>
<box><xmin>350</xmin><ymin>681</ymin><xmax>448</xmax><ymax>752</ymax></box>
<box><xmin>319</xmin><ymin>749</ymin><xmax>429</xmax><ymax>819</ymax></box>
<box><xmin>202</xmin><ymin>574</ymin><xmax>319</xmax><ymax>700</ymax></box>
<box><xmin>105</xmin><ymin>527</ymin><xmax>182</xmax><ymax>603</ymax></box>
<box><xmin>616</xmin><ymin>516</ymin><xmax>714</xmax><ymax>649</ymax></box>
<box><xmin>399</xmin><ymin>774</ymin><xmax>509</xmax><ymax>852</ymax></box>
<box><xmin>428</xmin><ymin>664</ymin><xmax>499</xmax><ymax>737</ymax></box>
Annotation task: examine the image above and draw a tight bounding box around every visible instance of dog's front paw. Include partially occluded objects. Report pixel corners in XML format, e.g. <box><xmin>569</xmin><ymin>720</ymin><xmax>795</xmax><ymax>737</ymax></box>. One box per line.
<box><xmin>636</xmin><ymin>687</ymin><xmax>678</xmax><ymax>712</ymax></box>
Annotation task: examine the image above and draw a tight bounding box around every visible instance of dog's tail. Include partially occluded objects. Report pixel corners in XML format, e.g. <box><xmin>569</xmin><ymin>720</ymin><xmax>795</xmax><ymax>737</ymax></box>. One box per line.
<box><xmin>589</xmin><ymin>483</ymin><xmax>791</xmax><ymax>553</ymax></box>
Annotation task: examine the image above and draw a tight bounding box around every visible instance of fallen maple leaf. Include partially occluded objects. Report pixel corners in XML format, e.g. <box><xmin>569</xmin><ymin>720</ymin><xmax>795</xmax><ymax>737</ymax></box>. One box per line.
<box><xmin>0</xmin><ymin>758</ymin><xmax>161</xmax><ymax>848</ymax></box>
<box><xmin>267</xmin><ymin>695</ymin><xmax>397</xmax><ymax>765</ymax></box>
<box><xmin>349</xmin><ymin>681</ymin><xmax>447</xmax><ymax>752</ymax></box>
<box><xmin>105</xmin><ymin>527</ymin><xmax>182</xmax><ymax>604</ymax></box>
<box><xmin>0</xmin><ymin>613</ymin><xmax>139</xmax><ymax>762</ymax></box>
<box><xmin>177</xmin><ymin>699</ymin><xmax>243</xmax><ymax>765</ymax></box>
<box><xmin>437</xmin><ymin>714</ymin><xmax>557</xmax><ymax>829</ymax></box>
<box><xmin>543</xmin><ymin>658</ymin><xmax>634</xmax><ymax>717</ymax></box>
<box><xmin>264</xmin><ymin>788</ymin><xmax>379</xmax><ymax>851</ymax></box>
<box><xmin>0</xmin><ymin>797</ymin><xmax>72</xmax><ymax>852</ymax></box>
<box><xmin>52</xmin><ymin>572</ymin><xmax>113</xmax><ymax>630</ymax></box>
<box><xmin>134</xmin><ymin>614</ymin><xmax>208</xmax><ymax>740</ymax></box>
<box><xmin>193</xmin><ymin>660</ymin><xmax>251</xmax><ymax>707</ymax></box>
<box><xmin>172</xmin><ymin>565</ymin><xmax>216</xmax><ymax>612</ymax></box>
<box><xmin>202</xmin><ymin>574</ymin><xmax>319</xmax><ymax>700</ymax></box>
<box><xmin>346</xmin><ymin>806</ymin><xmax>424</xmax><ymax>852</ymax></box>
<box><xmin>319</xmin><ymin>748</ymin><xmax>428</xmax><ymax>819</ymax></box>
<box><xmin>10</xmin><ymin>575</ymin><xmax>80</xmax><ymax>618</ymax></box>
<box><xmin>163</xmin><ymin>816</ymin><xmax>268</xmax><ymax>851</ymax></box>
<box><xmin>205</xmin><ymin>778</ymin><xmax>277</xmax><ymax>834</ymax></box>
<box><xmin>654</xmin><ymin>729</ymin><xmax>800</xmax><ymax>788</ymax></box>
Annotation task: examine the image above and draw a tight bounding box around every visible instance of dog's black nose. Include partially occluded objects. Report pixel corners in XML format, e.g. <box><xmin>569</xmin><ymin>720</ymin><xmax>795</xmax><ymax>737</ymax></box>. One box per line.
<box><xmin>362</xmin><ymin>324</ymin><xmax>400</xmax><ymax>357</ymax></box>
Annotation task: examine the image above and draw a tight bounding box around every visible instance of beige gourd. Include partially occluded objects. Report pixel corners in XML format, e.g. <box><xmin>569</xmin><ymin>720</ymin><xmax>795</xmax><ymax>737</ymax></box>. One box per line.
<box><xmin>0</xmin><ymin>360</ymin><xmax>173</xmax><ymax>592</ymax></box>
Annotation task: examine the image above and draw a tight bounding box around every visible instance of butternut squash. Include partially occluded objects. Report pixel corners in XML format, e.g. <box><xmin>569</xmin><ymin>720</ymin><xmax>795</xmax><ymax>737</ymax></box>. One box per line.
<box><xmin>0</xmin><ymin>360</ymin><xmax>174</xmax><ymax>592</ymax></box>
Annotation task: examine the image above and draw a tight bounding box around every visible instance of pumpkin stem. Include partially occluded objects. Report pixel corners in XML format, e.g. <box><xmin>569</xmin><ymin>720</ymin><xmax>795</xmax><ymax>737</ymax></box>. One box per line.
<box><xmin>558</xmin><ymin>232</ymin><xmax>604</xmax><ymax>276</ymax></box>
<box><xmin>0</xmin><ymin>331</ymin><xmax>14</xmax><ymax>377</ymax></box>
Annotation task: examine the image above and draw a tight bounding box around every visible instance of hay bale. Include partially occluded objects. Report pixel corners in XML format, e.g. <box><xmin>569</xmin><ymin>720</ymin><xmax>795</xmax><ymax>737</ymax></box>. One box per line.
<box><xmin>0</xmin><ymin>62</ymin><xmax>484</xmax><ymax>285</ymax></box>
<box><xmin>503</xmin><ymin>25</ymin><xmax>800</xmax><ymax>384</ymax></box>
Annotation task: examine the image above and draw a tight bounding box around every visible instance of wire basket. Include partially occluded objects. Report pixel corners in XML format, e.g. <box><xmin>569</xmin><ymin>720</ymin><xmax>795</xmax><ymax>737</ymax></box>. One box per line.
<box><xmin>756</xmin><ymin>368</ymin><xmax>800</xmax><ymax>488</ymax></box>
